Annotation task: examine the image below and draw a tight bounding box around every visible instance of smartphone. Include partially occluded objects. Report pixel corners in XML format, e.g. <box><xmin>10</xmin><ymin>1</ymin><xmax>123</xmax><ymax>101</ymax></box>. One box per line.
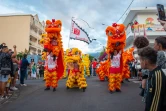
<box><xmin>157</xmin><ymin>4</ymin><xmax>166</xmax><ymax>21</ymax></box>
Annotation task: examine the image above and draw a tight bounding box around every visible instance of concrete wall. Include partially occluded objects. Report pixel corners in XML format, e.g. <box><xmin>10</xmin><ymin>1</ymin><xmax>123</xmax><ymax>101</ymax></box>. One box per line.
<box><xmin>0</xmin><ymin>16</ymin><xmax>31</xmax><ymax>52</ymax></box>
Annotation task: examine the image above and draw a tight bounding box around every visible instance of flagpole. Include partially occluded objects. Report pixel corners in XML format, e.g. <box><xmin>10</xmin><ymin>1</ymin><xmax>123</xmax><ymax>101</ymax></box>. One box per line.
<box><xmin>68</xmin><ymin>17</ymin><xmax>73</xmax><ymax>49</ymax></box>
<box><xmin>68</xmin><ymin>37</ymin><xmax>71</xmax><ymax>48</ymax></box>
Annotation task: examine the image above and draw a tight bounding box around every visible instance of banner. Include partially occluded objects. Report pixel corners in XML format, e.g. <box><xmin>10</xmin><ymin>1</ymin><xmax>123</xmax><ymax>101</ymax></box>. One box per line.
<box><xmin>69</xmin><ymin>20</ymin><xmax>91</xmax><ymax>44</ymax></box>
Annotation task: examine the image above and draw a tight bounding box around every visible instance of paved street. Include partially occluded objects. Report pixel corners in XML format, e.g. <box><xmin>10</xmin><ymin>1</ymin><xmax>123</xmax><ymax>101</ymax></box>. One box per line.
<box><xmin>0</xmin><ymin>77</ymin><xmax>144</xmax><ymax>111</ymax></box>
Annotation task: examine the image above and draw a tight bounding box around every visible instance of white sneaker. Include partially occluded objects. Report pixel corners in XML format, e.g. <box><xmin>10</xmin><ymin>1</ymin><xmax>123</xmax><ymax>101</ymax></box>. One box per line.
<box><xmin>11</xmin><ymin>87</ymin><xmax>18</xmax><ymax>91</ymax></box>
<box><xmin>0</xmin><ymin>96</ymin><xmax>5</xmax><ymax>100</ymax></box>
<box><xmin>23</xmin><ymin>84</ymin><xmax>27</xmax><ymax>86</ymax></box>
<box><xmin>20</xmin><ymin>84</ymin><xmax>23</xmax><ymax>86</ymax></box>
<box><xmin>5</xmin><ymin>96</ymin><xmax>9</xmax><ymax>99</ymax></box>
<box><xmin>14</xmin><ymin>86</ymin><xmax>18</xmax><ymax>90</ymax></box>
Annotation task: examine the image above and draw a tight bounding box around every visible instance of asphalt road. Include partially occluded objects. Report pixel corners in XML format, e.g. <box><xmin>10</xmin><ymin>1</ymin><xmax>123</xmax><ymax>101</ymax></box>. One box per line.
<box><xmin>0</xmin><ymin>77</ymin><xmax>144</xmax><ymax>111</ymax></box>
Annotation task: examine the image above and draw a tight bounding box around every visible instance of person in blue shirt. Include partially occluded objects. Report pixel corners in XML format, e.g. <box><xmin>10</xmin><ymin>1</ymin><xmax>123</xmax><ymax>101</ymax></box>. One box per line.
<box><xmin>20</xmin><ymin>54</ymin><xmax>29</xmax><ymax>86</ymax></box>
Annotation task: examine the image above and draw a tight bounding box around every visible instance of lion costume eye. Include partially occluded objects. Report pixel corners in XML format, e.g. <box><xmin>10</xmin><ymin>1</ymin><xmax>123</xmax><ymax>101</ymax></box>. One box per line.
<box><xmin>108</xmin><ymin>31</ymin><xmax>113</xmax><ymax>36</ymax></box>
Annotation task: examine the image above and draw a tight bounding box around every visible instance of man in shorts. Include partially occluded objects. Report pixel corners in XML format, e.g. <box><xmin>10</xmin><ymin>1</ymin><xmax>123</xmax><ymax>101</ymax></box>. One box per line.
<box><xmin>0</xmin><ymin>45</ymin><xmax>17</xmax><ymax>100</ymax></box>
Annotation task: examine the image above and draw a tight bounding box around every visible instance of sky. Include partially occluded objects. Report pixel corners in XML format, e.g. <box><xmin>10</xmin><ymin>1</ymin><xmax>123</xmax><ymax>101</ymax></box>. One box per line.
<box><xmin>0</xmin><ymin>0</ymin><xmax>166</xmax><ymax>53</ymax></box>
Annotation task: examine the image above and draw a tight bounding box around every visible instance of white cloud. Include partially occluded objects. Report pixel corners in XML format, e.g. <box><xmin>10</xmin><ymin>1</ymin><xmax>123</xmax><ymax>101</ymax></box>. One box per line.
<box><xmin>0</xmin><ymin>5</ymin><xmax>24</xmax><ymax>14</ymax></box>
<box><xmin>28</xmin><ymin>5</ymin><xmax>48</xmax><ymax>21</ymax></box>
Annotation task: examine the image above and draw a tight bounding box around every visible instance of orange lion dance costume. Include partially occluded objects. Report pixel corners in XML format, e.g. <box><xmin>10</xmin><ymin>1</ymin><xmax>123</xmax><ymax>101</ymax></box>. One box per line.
<box><xmin>105</xmin><ymin>23</ymin><xmax>126</xmax><ymax>93</ymax></box>
<box><xmin>96</xmin><ymin>60</ymin><xmax>109</xmax><ymax>81</ymax></box>
<box><xmin>42</xmin><ymin>19</ymin><xmax>64</xmax><ymax>91</ymax></box>
<box><xmin>122</xmin><ymin>47</ymin><xmax>135</xmax><ymax>81</ymax></box>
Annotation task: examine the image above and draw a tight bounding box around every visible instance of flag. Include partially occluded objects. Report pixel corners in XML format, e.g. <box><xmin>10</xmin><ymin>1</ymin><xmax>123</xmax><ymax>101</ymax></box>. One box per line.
<box><xmin>69</xmin><ymin>20</ymin><xmax>91</xmax><ymax>44</ymax></box>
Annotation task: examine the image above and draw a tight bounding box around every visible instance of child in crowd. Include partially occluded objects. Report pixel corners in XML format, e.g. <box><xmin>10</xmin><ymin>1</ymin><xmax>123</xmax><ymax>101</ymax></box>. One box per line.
<box><xmin>138</xmin><ymin>46</ymin><xmax>166</xmax><ymax>111</ymax></box>
<box><xmin>133</xmin><ymin>36</ymin><xmax>149</xmax><ymax>101</ymax></box>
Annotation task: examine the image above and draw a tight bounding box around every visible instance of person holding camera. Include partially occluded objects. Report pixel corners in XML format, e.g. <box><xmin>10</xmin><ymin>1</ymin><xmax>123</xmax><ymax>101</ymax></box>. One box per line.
<box><xmin>158</xmin><ymin>19</ymin><xmax>166</xmax><ymax>31</ymax></box>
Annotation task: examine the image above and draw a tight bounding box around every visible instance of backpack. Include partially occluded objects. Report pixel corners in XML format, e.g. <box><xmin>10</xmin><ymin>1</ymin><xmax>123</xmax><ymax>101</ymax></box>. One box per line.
<box><xmin>0</xmin><ymin>53</ymin><xmax>11</xmax><ymax>76</ymax></box>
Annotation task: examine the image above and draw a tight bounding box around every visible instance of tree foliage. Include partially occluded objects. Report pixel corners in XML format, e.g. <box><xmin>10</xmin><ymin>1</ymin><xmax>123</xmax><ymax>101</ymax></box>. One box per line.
<box><xmin>16</xmin><ymin>48</ymin><xmax>30</xmax><ymax>60</ymax></box>
<box><xmin>89</xmin><ymin>55</ymin><xmax>94</xmax><ymax>61</ymax></box>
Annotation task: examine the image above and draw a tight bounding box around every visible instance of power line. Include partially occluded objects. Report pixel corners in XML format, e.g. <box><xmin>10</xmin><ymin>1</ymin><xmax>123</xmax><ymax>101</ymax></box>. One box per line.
<box><xmin>116</xmin><ymin>0</ymin><xmax>135</xmax><ymax>23</ymax></box>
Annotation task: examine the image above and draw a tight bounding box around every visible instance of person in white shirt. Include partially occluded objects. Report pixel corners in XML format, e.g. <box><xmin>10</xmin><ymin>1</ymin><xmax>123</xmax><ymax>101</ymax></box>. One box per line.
<box><xmin>44</xmin><ymin>52</ymin><xmax>58</xmax><ymax>92</ymax></box>
<box><xmin>108</xmin><ymin>50</ymin><xmax>122</xmax><ymax>93</ymax></box>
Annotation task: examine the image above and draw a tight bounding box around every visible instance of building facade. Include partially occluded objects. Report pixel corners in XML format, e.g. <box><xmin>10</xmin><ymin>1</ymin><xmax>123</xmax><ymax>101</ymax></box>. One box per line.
<box><xmin>0</xmin><ymin>14</ymin><xmax>45</xmax><ymax>54</ymax></box>
<box><xmin>123</xmin><ymin>7</ymin><xmax>166</xmax><ymax>50</ymax></box>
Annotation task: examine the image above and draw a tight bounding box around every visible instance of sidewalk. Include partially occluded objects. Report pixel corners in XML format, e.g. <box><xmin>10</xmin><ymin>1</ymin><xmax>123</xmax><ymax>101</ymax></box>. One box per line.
<box><xmin>0</xmin><ymin>87</ymin><xmax>20</xmax><ymax>105</ymax></box>
<box><xmin>0</xmin><ymin>79</ymin><xmax>44</xmax><ymax>107</ymax></box>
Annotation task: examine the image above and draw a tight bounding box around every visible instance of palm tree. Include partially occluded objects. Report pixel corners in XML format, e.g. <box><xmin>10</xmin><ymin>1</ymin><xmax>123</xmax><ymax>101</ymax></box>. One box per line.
<box><xmin>16</xmin><ymin>48</ymin><xmax>30</xmax><ymax>60</ymax></box>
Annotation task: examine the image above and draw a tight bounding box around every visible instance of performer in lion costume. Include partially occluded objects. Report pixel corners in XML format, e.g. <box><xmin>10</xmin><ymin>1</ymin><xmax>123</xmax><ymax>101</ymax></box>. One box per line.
<box><xmin>40</xmin><ymin>19</ymin><xmax>64</xmax><ymax>92</ymax></box>
<box><xmin>62</xmin><ymin>49</ymin><xmax>69</xmax><ymax>79</ymax></box>
<box><xmin>105</xmin><ymin>23</ymin><xmax>126</xmax><ymax>93</ymax></box>
<box><xmin>82</xmin><ymin>54</ymin><xmax>90</xmax><ymax>77</ymax></box>
<box><xmin>65</xmin><ymin>48</ymin><xmax>87</xmax><ymax>92</ymax></box>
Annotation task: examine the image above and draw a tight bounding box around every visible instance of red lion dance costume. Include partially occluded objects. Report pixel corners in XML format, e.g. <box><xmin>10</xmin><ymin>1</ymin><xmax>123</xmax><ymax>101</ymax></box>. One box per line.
<box><xmin>105</xmin><ymin>23</ymin><xmax>126</xmax><ymax>93</ymax></box>
<box><xmin>42</xmin><ymin>19</ymin><xmax>64</xmax><ymax>92</ymax></box>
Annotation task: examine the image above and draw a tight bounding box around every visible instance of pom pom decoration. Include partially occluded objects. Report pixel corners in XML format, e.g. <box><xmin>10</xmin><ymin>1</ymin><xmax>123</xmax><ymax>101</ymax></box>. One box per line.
<box><xmin>112</xmin><ymin>23</ymin><xmax>117</xmax><ymax>27</ymax></box>
<box><xmin>82</xmin><ymin>54</ymin><xmax>90</xmax><ymax>77</ymax></box>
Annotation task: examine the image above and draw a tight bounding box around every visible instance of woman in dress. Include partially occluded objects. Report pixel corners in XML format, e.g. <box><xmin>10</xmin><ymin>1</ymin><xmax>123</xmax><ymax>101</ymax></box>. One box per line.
<box><xmin>31</xmin><ymin>62</ymin><xmax>37</xmax><ymax>79</ymax></box>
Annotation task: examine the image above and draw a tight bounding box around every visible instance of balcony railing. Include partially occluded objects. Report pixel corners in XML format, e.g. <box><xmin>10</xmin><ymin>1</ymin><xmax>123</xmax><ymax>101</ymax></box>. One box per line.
<box><xmin>30</xmin><ymin>30</ymin><xmax>41</xmax><ymax>39</ymax></box>
<box><xmin>30</xmin><ymin>41</ymin><xmax>43</xmax><ymax>50</ymax></box>
<box><xmin>29</xmin><ymin>41</ymin><xmax>37</xmax><ymax>47</ymax></box>
<box><xmin>31</xmin><ymin>21</ymin><xmax>44</xmax><ymax>31</ymax></box>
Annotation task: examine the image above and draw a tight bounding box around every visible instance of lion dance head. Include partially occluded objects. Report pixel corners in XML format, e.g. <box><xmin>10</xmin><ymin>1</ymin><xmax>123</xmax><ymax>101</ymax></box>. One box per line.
<box><xmin>105</xmin><ymin>23</ymin><xmax>126</xmax><ymax>55</ymax></box>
